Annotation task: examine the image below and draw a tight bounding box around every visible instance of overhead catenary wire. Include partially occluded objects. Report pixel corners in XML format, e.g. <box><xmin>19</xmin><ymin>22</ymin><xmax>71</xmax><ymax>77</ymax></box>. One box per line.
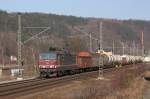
<box><xmin>73</xmin><ymin>27</ymin><xmax>99</xmax><ymax>41</ymax></box>
<box><xmin>17</xmin><ymin>14</ymin><xmax>22</xmax><ymax>76</ymax></box>
<box><xmin>17</xmin><ymin>14</ymin><xmax>51</xmax><ymax>77</ymax></box>
<box><xmin>23</xmin><ymin>27</ymin><xmax>51</xmax><ymax>44</ymax></box>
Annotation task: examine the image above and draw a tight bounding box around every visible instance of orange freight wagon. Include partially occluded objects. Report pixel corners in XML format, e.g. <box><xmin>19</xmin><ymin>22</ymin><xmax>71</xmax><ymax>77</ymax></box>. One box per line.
<box><xmin>76</xmin><ymin>52</ymin><xmax>92</xmax><ymax>68</ymax></box>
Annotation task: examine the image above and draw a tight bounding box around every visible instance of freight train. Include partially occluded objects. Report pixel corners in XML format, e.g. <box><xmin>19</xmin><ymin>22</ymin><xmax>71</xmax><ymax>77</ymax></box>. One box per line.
<box><xmin>38</xmin><ymin>50</ymin><xmax>144</xmax><ymax>77</ymax></box>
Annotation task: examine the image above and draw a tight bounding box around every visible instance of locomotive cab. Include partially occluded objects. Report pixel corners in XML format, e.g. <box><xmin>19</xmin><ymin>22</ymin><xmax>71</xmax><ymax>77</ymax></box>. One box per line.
<box><xmin>39</xmin><ymin>52</ymin><xmax>58</xmax><ymax>77</ymax></box>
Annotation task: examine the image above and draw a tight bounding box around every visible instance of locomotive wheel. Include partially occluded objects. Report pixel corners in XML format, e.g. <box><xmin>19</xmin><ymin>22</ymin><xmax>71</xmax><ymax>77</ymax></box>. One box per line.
<box><xmin>57</xmin><ymin>71</ymin><xmax>63</xmax><ymax>77</ymax></box>
<box><xmin>46</xmin><ymin>75</ymin><xmax>50</xmax><ymax>78</ymax></box>
<box><xmin>79</xmin><ymin>69</ymin><xmax>83</xmax><ymax>73</ymax></box>
<box><xmin>69</xmin><ymin>70</ymin><xmax>74</xmax><ymax>75</ymax></box>
<box><xmin>40</xmin><ymin>73</ymin><xmax>46</xmax><ymax>78</ymax></box>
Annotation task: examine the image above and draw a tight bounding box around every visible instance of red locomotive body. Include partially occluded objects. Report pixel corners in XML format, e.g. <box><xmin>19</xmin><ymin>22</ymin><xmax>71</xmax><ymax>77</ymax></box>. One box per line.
<box><xmin>38</xmin><ymin>51</ymin><xmax>77</xmax><ymax>77</ymax></box>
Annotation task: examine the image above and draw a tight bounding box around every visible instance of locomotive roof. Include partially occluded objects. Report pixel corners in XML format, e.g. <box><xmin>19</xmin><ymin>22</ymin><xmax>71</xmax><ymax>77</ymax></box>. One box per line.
<box><xmin>40</xmin><ymin>51</ymin><xmax>74</xmax><ymax>55</ymax></box>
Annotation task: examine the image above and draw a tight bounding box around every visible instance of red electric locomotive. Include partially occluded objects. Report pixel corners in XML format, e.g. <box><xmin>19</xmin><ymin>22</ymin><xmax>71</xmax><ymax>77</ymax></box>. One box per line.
<box><xmin>38</xmin><ymin>51</ymin><xmax>78</xmax><ymax>77</ymax></box>
<box><xmin>38</xmin><ymin>51</ymin><xmax>96</xmax><ymax>77</ymax></box>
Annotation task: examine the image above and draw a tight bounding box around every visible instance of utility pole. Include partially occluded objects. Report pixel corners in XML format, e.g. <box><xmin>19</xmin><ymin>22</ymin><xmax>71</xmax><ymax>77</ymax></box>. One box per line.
<box><xmin>18</xmin><ymin>14</ymin><xmax>22</xmax><ymax>76</ymax></box>
<box><xmin>141</xmin><ymin>31</ymin><xmax>144</xmax><ymax>56</ymax></box>
<box><xmin>129</xmin><ymin>46</ymin><xmax>132</xmax><ymax>55</ymax></box>
<box><xmin>133</xmin><ymin>41</ymin><xmax>136</xmax><ymax>56</ymax></box>
<box><xmin>97</xmin><ymin>21</ymin><xmax>104</xmax><ymax>80</ymax></box>
<box><xmin>99</xmin><ymin>21</ymin><xmax>103</xmax><ymax>50</ymax></box>
<box><xmin>31</xmin><ymin>47</ymin><xmax>36</xmax><ymax>75</ymax></box>
<box><xmin>122</xmin><ymin>42</ymin><xmax>125</xmax><ymax>55</ymax></box>
<box><xmin>136</xmin><ymin>44</ymin><xmax>139</xmax><ymax>56</ymax></box>
<box><xmin>112</xmin><ymin>40</ymin><xmax>115</xmax><ymax>54</ymax></box>
<box><xmin>89</xmin><ymin>32</ymin><xmax>92</xmax><ymax>53</ymax></box>
<box><xmin>1</xmin><ymin>48</ymin><xmax>4</xmax><ymax>67</ymax></box>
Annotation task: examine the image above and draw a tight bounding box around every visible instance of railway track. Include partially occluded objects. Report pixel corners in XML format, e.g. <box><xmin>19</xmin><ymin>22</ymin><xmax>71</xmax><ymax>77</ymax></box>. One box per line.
<box><xmin>0</xmin><ymin>78</ymin><xmax>43</xmax><ymax>87</ymax></box>
<box><xmin>0</xmin><ymin>63</ymin><xmax>144</xmax><ymax>98</ymax></box>
<box><xmin>0</xmin><ymin>71</ymin><xmax>98</xmax><ymax>98</ymax></box>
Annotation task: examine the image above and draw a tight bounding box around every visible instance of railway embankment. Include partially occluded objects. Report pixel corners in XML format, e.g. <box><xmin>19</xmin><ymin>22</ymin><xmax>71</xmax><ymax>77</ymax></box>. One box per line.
<box><xmin>17</xmin><ymin>63</ymin><xmax>150</xmax><ymax>99</ymax></box>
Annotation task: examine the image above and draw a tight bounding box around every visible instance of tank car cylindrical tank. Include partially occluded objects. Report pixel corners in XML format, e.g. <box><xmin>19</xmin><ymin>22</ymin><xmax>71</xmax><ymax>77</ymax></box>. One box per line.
<box><xmin>130</xmin><ymin>56</ymin><xmax>135</xmax><ymax>64</ymax></box>
<box><xmin>121</xmin><ymin>55</ymin><xmax>130</xmax><ymax>65</ymax></box>
<box><xmin>100</xmin><ymin>54</ymin><xmax>114</xmax><ymax>65</ymax></box>
<box><xmin>112</xmin><ymin>55</ymin><xmax>122</xmax><ymax>65</ymax></box>
<box><xmin>100</xmin><ymin>54</ymin><xmax>122</xmax><ymax>66</ymax></box>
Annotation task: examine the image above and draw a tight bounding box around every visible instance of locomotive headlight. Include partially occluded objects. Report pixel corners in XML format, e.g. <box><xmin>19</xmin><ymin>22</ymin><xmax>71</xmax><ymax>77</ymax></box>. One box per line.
<box><xmin>41</xmin><ymin>66</ymin><xmax>45</xmax><ymax>68</ymax></box>
<box><xmin>50</xmin><ymin>65</ymin><xmax>53</xmax><ymax>68</ymax></box>
<box><xmin>39</xmin><ymin>65</ymin><xmax>45</xmax><ymax>68</ymax></box>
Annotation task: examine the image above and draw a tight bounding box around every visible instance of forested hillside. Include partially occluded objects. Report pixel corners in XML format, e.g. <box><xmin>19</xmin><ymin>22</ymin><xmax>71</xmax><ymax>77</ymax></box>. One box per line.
<box><xmin>0</xmin><ymin>10</ymin><xmax>150</xmax><ymax>64</ymax></box>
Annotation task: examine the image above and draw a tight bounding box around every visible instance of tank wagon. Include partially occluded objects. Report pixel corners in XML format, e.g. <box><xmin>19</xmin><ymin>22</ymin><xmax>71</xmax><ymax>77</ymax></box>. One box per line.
<box><xmin>100</xmin><ymin>54</ymin><xmax>122</xmax><ymax>67</ymax></box>
<box><xmin>144</xmin><ymin>56</ymin><xmax>150</xmax><ymax>62</ymax></box>
<box><xmin>38</xmin><ymin>51</ymin><xmax>144</xmax><ymax>77</ymax></box>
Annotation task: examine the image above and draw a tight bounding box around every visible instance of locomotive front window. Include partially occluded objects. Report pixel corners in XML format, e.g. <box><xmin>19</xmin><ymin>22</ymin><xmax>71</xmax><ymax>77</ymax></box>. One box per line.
<box><xmin>39</xmin><ymin>53</ymin><xmax>56</xmax><ymax>60</ymax></box>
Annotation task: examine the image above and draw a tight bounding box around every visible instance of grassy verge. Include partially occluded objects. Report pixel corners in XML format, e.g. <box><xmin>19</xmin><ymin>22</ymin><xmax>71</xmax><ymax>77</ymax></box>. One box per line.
<box><xmin>72</xmin><ymin>65</ymin><xmax>147</xmax><ymax>99</ymax></box>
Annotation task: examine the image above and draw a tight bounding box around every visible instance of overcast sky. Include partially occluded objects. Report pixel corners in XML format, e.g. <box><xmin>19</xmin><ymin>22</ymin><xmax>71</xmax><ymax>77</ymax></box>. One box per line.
<box><xmin>0</xmin><ymin>0</ymin><xmax>150</xmax><ymax>20</ymax></box>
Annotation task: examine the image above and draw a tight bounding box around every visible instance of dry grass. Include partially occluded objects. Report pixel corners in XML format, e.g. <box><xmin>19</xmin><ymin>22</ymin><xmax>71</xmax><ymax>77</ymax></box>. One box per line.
<box><xmin>23</xmin><ymin>65</ymin><xmax>38</xmax><ymax>78</ymax></box>
<box><xmin>72</xmin><ymin>65</ymin><xmax>148</xmax><ymax>99</ymax></box>
<box><xmin>17</xmin><ymin>64</ymin><xmax>150</xmax><ymax>99</ymax></box>
<box><xmin>0</xmin><ymin>76</ymin><xmax>16</xmax><ymax>81</ymax></box>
